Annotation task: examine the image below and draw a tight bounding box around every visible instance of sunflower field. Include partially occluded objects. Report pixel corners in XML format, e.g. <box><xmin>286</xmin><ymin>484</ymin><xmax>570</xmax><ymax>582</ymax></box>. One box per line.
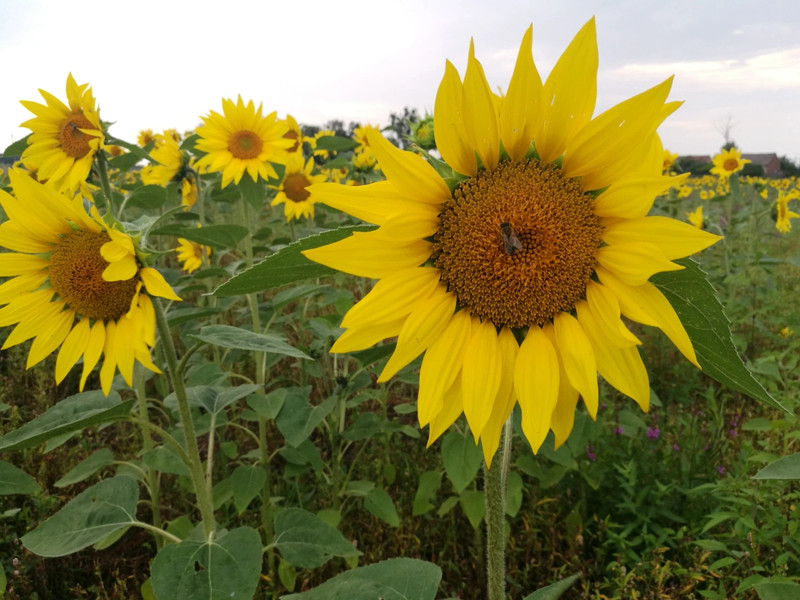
<box><xmin>1</xmin><ymin>19</ymin><xmax>799</xmax><ymax>600</ymax></box>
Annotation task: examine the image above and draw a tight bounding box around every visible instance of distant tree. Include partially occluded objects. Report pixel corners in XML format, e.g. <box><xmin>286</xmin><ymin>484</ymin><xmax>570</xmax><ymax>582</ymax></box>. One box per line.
<box><xmin>674</xmin><ymin>157</ymin><xmax>712</xmax><ymax>176</ymax></box>
<box><xmin>384</xmin><ymin>106</ymin><xmax>420</xmax><ymax>149</ymax></box>
<box><xmin>740</xmin><ymin>162</ymin><xmax>764</xmax><ymax>177</ymax></box>
<box><xmin>779</xmin><ymin>155</ymin><xmax>800</xmax><ymax>177</ymax></box>
<box><xmin>323</xmin><ymin>119</ymin><xmax>348</xmax><ymax>137</ymax></box>
<box><xmin>714</xmin><ymin>114</ymin><xmax>736</xmax><ymax>148</ymax></box>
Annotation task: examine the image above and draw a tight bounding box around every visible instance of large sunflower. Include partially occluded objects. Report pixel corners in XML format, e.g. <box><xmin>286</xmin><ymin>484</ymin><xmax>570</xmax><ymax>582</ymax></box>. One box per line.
<box><xmin>271</xmin><ymin>154</ymin><xmax>328</xmax><ymax>221</ymax></box>
<box><xmin>303</xmin><ymin>20</ymin><xmax>722</xmax><ymax>465</ymax></box>
<box><xmin>0</xmin><ymin>170</ymin><xmax>181</xmax><ymax>395</ymax></box>
<box><xmin>19</xmin><ymin>73</ymin><xmax>104</xmax><ymax>194</ymax></box>
<box><xmin>195</xmin><ymin>96</ymin><xmax>292</xmax><ymax>188</ymax></box>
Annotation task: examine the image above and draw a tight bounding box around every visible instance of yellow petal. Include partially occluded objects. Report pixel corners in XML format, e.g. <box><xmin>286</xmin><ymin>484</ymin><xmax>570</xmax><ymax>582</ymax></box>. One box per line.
<box><xmin>377</xmin><ymin>210</ymin><xmax>440</xmax><ymax>242</ymax></box>
<box><xmin>310</xmin><ymin>181</ymin><xmax>432</xmax><ymax>225</ymax></box>
<box><xmin>378</xmin><ymin>285</ymin><xmax>457</xmax><ymax>382</ymax></box>
<box><xmin>367</xmin><ymin>129</ymin><xmax>451</xmax><ymax>204</ymax></box>
<box><xmin>138</xmin><ymin>294</ymin><xmax>156</xmax><ymax>347</ymax></box>
<box><xmin>479</xmin><ymin>327</ymin><xmax>518</xmax><ymax>466</ymax></box>
<box><xmin>80</xmin><ymin>321</ymin><xmax>106</xmax><ymax>390</ymax></box>
<box><xmin>26</xmin><ymin>309</ymin><xmax>73</xmax><ymax>368</ymax></box>
<box><xmin>434</xmin><ymin>60</ymin><xmax>477</xmax><ymax>176</ymax></box>
<box><xmin>102</xmin><ymin>255</ymin><xmax>138</xmax><ymax>282</ymax></box>
<box><xmin>55</xmin><ymin>316</ymin><xmax>90</xmax><ymax>383</ymax></box>
<box><xmin>100</xmin><ymin>240</ymin><xmax>132</xmax><ymax>263</ymax></box>
<box><xmin>553</xmin><ymin>312</ymin><xmax>598</xmax><ymax>418</ymax></box>
<box><xmin>329</xmin><ymin>317</ymin><xmax>405</xmax><ymax>354</ymax></box>
<box><xmin>302</xmin><ymin>231</ymin><xmax>432</xmax><ymax>279</ymax></box>
<box><xmin>461</xmin><ymin>317</ymin><xmax>503</xmax><ymax>440</ymax></box>
<box><xmin>0</xmin><ymin>271</ymin><xmax>49</xmax><ymax>305</ymax></box>
<box><xmin>602</xmin><ymin>216</ymin><xmax>722</xmax><ymax>260</ymax></box>
<box><xmin>515</xmin><ymin>325</ymin><xmax>559</xmax><ymax>453</ymax></box>
<box><xmin>141</xmin><ymin>268</ymin><xmax>182</xmax><ymax>301</ymax></box>
<box><xmin>596</xmin><ymin>242</ymin><xmax>684</xmax><ymax>286</ymax></box>
<box><xmin>532</xmin><ymin>18</ymin><xmax>598</xmax><ymax>162</ymax></box>
<box><xmin>0</xmin><ymin>253</ymin><xmax>48</xmax><ymax>276</ymax></box>
<box><xmin>418</xmin><ymin>310</ymin><xmax>472</xmax><ymax>427</ymax></box>
<box><xmin>499</xmin><ymin>25</ymin><xmax>543</xmax><ymax>162</ymax></box>
<box><xmin>585</xmin><ymin>281</ymin><xmax>640</xmax><ymax>347</ymax></box>
<box><xmin>100</xmin><ymin>320</ymin><xmax>117</xmax><ymax>396</ymax></box>
<box><xmin>114</xmin><ymin>314</ymin><xmax>136</xmax><ymax>385</ymax></box>
<box><xmin>462</xmin><ymin>40</ymin><xmax>499</xmax><ymax>172</ymax></box>
<box><xmin>0</xmin><ymin>220</ymin><xmax>53</xmax><ymax>253</ymax></box>
<box><xmin>427</xmin><ymin>374</ymin><xmax>464</xmax><ymax>447</ymax></box>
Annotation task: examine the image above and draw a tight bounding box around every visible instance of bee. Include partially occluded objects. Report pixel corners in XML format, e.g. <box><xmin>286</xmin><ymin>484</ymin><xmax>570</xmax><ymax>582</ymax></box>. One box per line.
<box><xmin>500</xmin><ymin>222</ymin><xmax>523</xmax><ymax>255</ymax></box>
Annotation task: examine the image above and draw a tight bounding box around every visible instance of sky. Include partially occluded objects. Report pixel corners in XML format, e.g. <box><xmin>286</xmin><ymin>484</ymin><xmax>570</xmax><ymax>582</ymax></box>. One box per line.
<box><xmin>2</xmin><ymin>0</ymin><xmax>799</xmax><ymax>160</ymax></box>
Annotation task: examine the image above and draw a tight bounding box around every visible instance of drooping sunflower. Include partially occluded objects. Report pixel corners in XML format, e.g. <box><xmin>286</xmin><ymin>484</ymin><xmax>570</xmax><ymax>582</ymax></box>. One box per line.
<box><xmin>282</xmin><ymin>114</ymin><xmax>304</xmax><ymax>155</ymax></box>
<box><xmin>271</xmin><ymin>154</ymin><xmax>327</xmax><ymax>221</ymax></box>
<box><xmin>686</xmin><ymin>206</ymin><xmax>705</xmax><ymax>229</ymax></box>
<box><xmin>141</xmin><ymin>132</ymin><xmax>184</xmax><ymax>186</ymax></box>
<box><xmin>195</xmin><ymin>96</ymin><xmax>292</xmax><ymax>188</ymax></box>
<box><xmin>0</xmin><ymin>170</ymin><xmax>181</xmax><ymax>395</ymax></box>
<box><xmin>19</xmin><ymin>74</ymin><xmax>104</xmax><ymax>194</ymax></box>
<box><xmin>711</xmin><ymin>148</ymin><xmax>750</xmax><ymax>178</ymax></box>
<box><xmin>175</xmin><ymin>237</ymin><xmax>210</xmax><ymax>273</ymax></box>
<box><xmin>303</xmin><ymin>20</ymin><xmax>721</xmax><ymax>465</ymax></box>
<box><xmin>776</xmin><ymin>191</ymin><xmax>800</xmax><ymax>233</ymax></box>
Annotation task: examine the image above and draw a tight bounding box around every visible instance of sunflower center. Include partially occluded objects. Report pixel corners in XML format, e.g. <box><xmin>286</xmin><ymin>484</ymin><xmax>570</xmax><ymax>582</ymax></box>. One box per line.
<box><xmin>49</xmin><ymin>230</ymin><xmax>139</xmax><ymax>321</ymax></box>
<box><xmin>283</xmin><ymin>130</ymin><xmax>300</xmax><ymax>153</ymax></box>
<box><xmin>228</xmin><ymin>130</ymin><xmax>263</xmax><ymax>160</ymax></box>
<box><xmin>432</xmin><ymin>159</ymin><xmax>603</xmax><ymax>329</ymax></box>
<box><xmin>723</xmin><ymin>158</ymin><xmax>739</xmax><ymax>171</ymax></box>
<box><xmin>284</xmin><ymin>173</ymin><xmax>311</xmax><ymax>202</ymax></box>
<box><xmin>58</xmin><ymin>113</ymin><xmax>96</xmax><ymax>159</ymax></box>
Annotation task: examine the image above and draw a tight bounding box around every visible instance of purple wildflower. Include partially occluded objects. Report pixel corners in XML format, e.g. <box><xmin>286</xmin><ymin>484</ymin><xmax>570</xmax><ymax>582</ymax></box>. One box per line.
<box><xmin>613</xmin><ymin>426</ymin><xmax>625</xmax><ymax>435</ymax></box>
<box><xmin>646</xmin><ymin>427</ymin><xmax>660</xmax><ymax>440</ymax></box>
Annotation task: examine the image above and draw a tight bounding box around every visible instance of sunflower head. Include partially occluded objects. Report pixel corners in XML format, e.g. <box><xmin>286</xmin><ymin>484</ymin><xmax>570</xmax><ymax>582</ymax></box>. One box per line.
<box><xmin>194</xmin><ymin>96</ymin><xmax>293</xmax><ymax>188</ymax></box>
<box><xmin>141</xmin><ymin>132</ymin><xmax>185</xmax><ymax>186</ymax></box>
<box><xmin>176</xmin><ymin>234</ymin><xmax>210</xmax><ymax>274</ymax></box>
<box><xmin>686</xmin><ymin>206</ymin><xmax>705</xmax><ymax>229</ymax></box>
<box><xmin>271</xmin><ymin>155</ymin><xmax>327</xmax><ymax>221</ymax></box>
<box><xmin>302</xmin><ymin>20</ymin><xmax>722</xmax><ymax>464</ymax></box>
<box><xmin>19</xmin><ymin>73</ymin><xmax>104</xmax><ymax>194</ymax></box>
<box><xmin>711</xmin><ymin>148</ymin><xmax>750</xmax><ymax>178</ymax></box>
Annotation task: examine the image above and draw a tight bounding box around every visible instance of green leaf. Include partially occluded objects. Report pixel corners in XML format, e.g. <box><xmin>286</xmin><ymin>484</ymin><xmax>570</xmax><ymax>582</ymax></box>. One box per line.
<box><xmin>152</xmin><ymin>224</ymin><xmax>249</xmax><ymax>249</ymax></box>
<box><xmin>108</xmin><ymin>150</ymin><xmax>145</xmax><ymax>171</ymax></box>
<box><xmin>54</xmin><ymin>449</ymin><xmax>114</xmax><ymax>488</ymax></box>
<box><xmin>753</xmin><ymin>453</ymin><xmax>800</xmax><ymax>480</ymax></box>
<box><xmin>458</xmin><ymin>490</ymin><xmax>484</xmax><ymax>529</ymax></box>
<box><xmin>441</xmin><ymin>431</ymin><xmax>482</xmax><ymax>493</ymax></box>
<box><xmin>280</xmin><ymin>557</ymin><xmax>441</xmax><ymax>600</ymax></box>
<box><xmin>523</xmin><ymin>574</ymin><xmax>581</xmax><ymax>600</ymax></box>
<box><xmin>652</xmin><ymin>259</ymin><xmax>785</xmax><ymax>412</ymax></box>
<box><xmin>0</xmin><ymin>391</ymin><xmax>132</xmax><ymax>452</ymax></box>
<box><xmin>231</xmin><ymin>465</ymin><xmax>267</xmax><ymax>513</ymax></box>
<box><xmin>364</xmin><ymin>487</ymin><xmax>400</xmax><ymax>527</ymax></box>
<box><xmin>0</xmin><ymin>460</ymin><xmax>41</xmax><ymax>495</ymax></box>
<box><xmin>412</xmin><ymin>470</ymin><xmax>442</xmax><ymax>516</ymax></box>
<box><xmin>273</xmin><ymin>508</ymin><xmax>361</xmax><ymax>568</ymax></box>
<box><xmin>278</xmin><ymin>559</ymin><xmax>297</xmax><ymax>593</ymax></box>
<box><xmin>276</xmin><ymin>391</ymin><xmax>336</xmax><ymax>447</ymax></box>
<box><xmin>125</xmin><ymin>185</ymin><xmax>167</xmax><ymax>209</ymax></box>
<box><xmin>105</xmin><ymin>135</ymin><xmax>159</xmax><ymax>164</ymax></box>
<box><xmin>165</xmin><ymin>384</ymin><xmax>263</xmax><ymax>415</ymax></box>
<box><xmin>22</xmin><ymin>476</ymin><xmax>138</xmax><ymax>556</ymax></box>
<box><xmin>754</xmin><ymin>583</ymin><xmax>800</xmax><ymax>600</ymax></box>
<box><xmin>237</xmin><ymin>171</ymin><xmax>268</xmax><ymax>212</ymax></box>
<box><xmin>142</xmin><ymin>446</ymin><xmax>190</xmax><ymax>476</ymax></box>
<box><xmin>189</xmin><ymin>325</ymin><xmax>310</xmax><ymax>359</ymax></box>
<box><xmin>2</xmin><ymin>135</ymin><xmax>30</xmax><ymax>158</ymax></box>
<box><xmin>315</xmin><ymin>135</ymin><xmax>360</xmax><ymax>153</ymax></box>
<box><xmin>342</xmin><ymin>412</ymin><xmax>384</xmax><ymax>442</ymax></box>
<box><xmin>247</xmin><ymin>389</ymin><xmax>286</xmax><ymax>420</ymax></box>
<box><xmin>166</xmin><ymin>306</ymin><xmax>225</xmax><ymax>327</ymax></box>
<box><xmin>506</xmin><ymin>470</ymin><xmax>523</xmax><ymax>517</ymax></box>
<box><xmin>151</xmin><ymin>526</ymin><xmax>262</xmax><ymax>600</ymax></box>
<box><xmin>349</xmin><ymin>343</ymin><xmax>396</xmax><ymax>368</ymax></box>
<box><xmin>212</xmin><ymin>226</ymin><xmax>375</xmax><ymax>297</ymax></box>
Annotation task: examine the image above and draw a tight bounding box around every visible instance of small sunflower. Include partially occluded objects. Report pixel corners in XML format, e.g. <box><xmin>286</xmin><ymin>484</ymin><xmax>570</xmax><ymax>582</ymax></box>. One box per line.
<box><xmin>353</xmin><ymin>124</ymin><xmax>378</xmax><ymax>161</ymax></box>
<box><xmin>711</xmin><ymin>148</ymin><xmax>750</xmax><ymax>178</ymax></box>
<box><xmin>662</xmin><ymin>149</ymin><xmax>678</xmax><ymax>172</ymax></box>
<box><xmin>271</xmin><ymin>154</ymin><xmax>327</xmax><ymax>221</ymax></box>
<box><xmin>175</xmin><ymin>236</ymin><xmax>210</xmax><ymax>273</ymax></box>
<box><xmin>283</xmin><ymin>114</ymin><xmax>304</xmax><ymax>154</ymax></box>
<box><xmin>0</xmin><ymin>170</ymin><xmax>181</xmax><ymax>395</ymax></box>
<box><xmin>776</xmin><ymin>192</ymin><xmax>800</xmax><ymax>233</ymax></box>
<box><xmin>307</xmin><ymin>129</ymin><xmax>336</xmax><ymax>161</ymax></box>
<box><xmin>138</xmin><ymin>129</ymin><xmax>156</xmax><ymax>146</ymax></box>
<box><xmin>195</xmin><ymin>96</ymin><xmax>292</xmax><ymax>188</ymax></box>
<box><xmin>303</xmin><ymin>21</ymin><xmax>721</xmax><ymax>465</ymax></box>
<box><xmin>686</xmin><ymin>206</ymin><xmax>704</xmax><ymax>229</ymax></box>
<box><xmin>141</xmin><ymin>132</ymin><xmax>184</xmax><ymax>186</ymax></box>
<box><xmin>19</xmin><ymin>74</ymin><xmax>104</xmax><ymax>194</ymax></box>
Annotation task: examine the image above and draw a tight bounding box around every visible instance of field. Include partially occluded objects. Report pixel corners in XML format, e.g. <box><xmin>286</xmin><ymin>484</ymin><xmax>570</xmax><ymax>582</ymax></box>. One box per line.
<box><xmin>1</xmin><ymin>67</ymin><xmax>800</xmax><ymax>600</ymax></box>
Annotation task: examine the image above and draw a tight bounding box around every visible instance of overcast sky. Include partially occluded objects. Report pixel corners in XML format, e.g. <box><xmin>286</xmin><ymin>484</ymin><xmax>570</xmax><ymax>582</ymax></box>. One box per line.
<box><xmin>2</xmin><ymin>0</ymin><xmax>799</xmax><ymax>159</ymax></box>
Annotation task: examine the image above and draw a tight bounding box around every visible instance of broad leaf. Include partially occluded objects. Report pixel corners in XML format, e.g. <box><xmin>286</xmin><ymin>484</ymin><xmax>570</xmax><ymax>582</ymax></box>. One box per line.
<box><xmin>212</xmin><ymin>226</ymin><xmax>375</xmax><ymax>297</ymax></box>
<box><xmin>2</xmin><ymin>135</ymin><xmax>31</xmax><ymax>158</ymax></box>
<box><xmin>412</xmin><ymin>471</ymin><xmax>442</xmax><ymax>516</ymax></box>
<box><xmin>523</xmin><ymin>574</ymin><xmax>581</xmax><ymax>600</ymax></box>
<box><xmin>0</xmin><ymin>460</ymin><xmax>41</xmax><ymax>495</ymax></box>
<box><xmin>281</xmin><ymin>557</ymin><xmax>441</xmax><ymax>600</ymax></box>
<box><xmin>125</xmin><ymin>185</ymin><xmax>167</xmax><ymax>209</ymax></box>
<box><xmin>363</xmin><ymin>487</ymin><xmax>400</xmax><ymax>527</ymax></box>
<box><xmin>276</xmin><ymin>390</ymin><xmax>336</xmax><ymax>447</ymax></box>
<box><xmin>753</xmin><ymin>453</ymin><xmax>800</xmax><ymax>480</ymax></box>
<box><xmin>459</xmin><ymin>490</ymin><xmax>485</xmax><ymax>529</ymax></box>
<box><xmin>22</xmin><ymin>476</ymin><xmax>138</xmax><ymax>556</ymax></box>
<box><xmin>55</xmin><ymin>449</ymin><xmax>115</xmax><ymax>488</ymax></box>
<box><xmin>231</xmin><ymin>465</ymin><xmax>267</xmax><ymax>513</ymax></box>
<box><xmin>273</xmin><ymin>508</ymin><xmax>361</xmax><ymax>568</ymax></box>
<box><xmin>165</xmin><ymin>384</ymin><xmax>263</xmax><ymax>415</ymax></box>
<box><xmin>189</xmin><ymin>325</ymin><xmax>310</xmax><ymax>359</ymax></box>
<box><xmin>152</xmin><ymin>224</ymin><xmax>249</xmax><ymax>249</ymax></box>
<box><xmin>151</xmin><ymin>526</ymin><xmax>262</xmax><ymax>600</ymax></box>
<box><xmin>314</xmin><ymin>135</ymin><xmax>360</xmax><ymax>153</ymax></box>
<box><xmin>653</xmin><ymin>259</ymin><xmax>784</xmax><ymax>412</ymax></box>
<box><xmin>0</xmin><ymin>391</ymin><xmax>132</xmax><ymax>452</ymax></box>
<box><xmin>247</xmin><ymin>389</ymin><xmax>286</xmax><ymax>420</ymax></box>
<box><xmin>441</xmin><ymin>431</ymin><xmax>482</xmax><ymax>493</ymax></box>
<box><xmin>754</xmin><ymin>582</ymin><xmax>800</xmax><ymax>600</ymax></box>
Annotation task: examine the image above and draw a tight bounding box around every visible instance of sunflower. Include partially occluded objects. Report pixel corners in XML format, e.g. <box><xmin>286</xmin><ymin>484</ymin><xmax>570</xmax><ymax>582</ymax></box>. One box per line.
<box><xmin>711</xmin><ymin>148</ymin><xmax>750</xmax><ymax>177</ymax></box>
<box><xmin>353</xmin><ymin>124</ymin><xmax>378</xmax><ymax>161</ymax></box>
<box><xmin>175</xmin><ymin>236</ymin><xmax>210</xmax><ymax>273</ymax></box>
<box><xmin>138</xmin><ymin>129</ymin><xmax>156</xmax><ymax>146</ymax></box>
<box><xmin>303</xmin><ymin>21</ymin><xmax>721</xmax><ymax>465</ymax></box>
<box><xmin>307</xmin><ymin>129</ymin><xmax>336</xmax><ymax>161</ymax></box>
<box><xmin>662</xmin><ymin>149</ymin><xmax>678</xmax><ymax>173</ymax></box>
<box><xmin>271</xmin><ymin>154</ymin><xmax>327</xmax><ymax>221</ymax></box>
<box><xmin>0</xmin><ymin>170</ymin><xmax>181</xmax><ymax>395</ymax></box>
<box><xmin>283</xmin><ymin>114</ymin><xmax>304</xmax><ymax>154</ymax></box>
<box><xmin>686</xmin><ymin>206</ymin><xmax>704</xmax><ymax>229</ymax></box>
<box><xmin>776</xmin><ymin>192</ymin><xmax>800</xmax><ymax>233</ymax></box>
<box><xmin>141</xmin><ymin>132</ymin><xmax>184</xmax><ymax>186</ymax></box>
<box><xmin>19</xmin><ymin>73</ymin><xmax>104</xmax><ymax>194</ymax></box>
<box><xmin>195</xmin><ymin>96</ymin><xmax>292</xmax><ymax>188</ymax></box>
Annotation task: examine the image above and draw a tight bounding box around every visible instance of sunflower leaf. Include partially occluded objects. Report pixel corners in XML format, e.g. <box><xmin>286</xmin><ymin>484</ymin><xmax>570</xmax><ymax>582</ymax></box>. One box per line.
<box><xmin>189</xmin><ymin>325</ymin><xmax>310</xmax><ymax>359</ymax></box>
<box><xmin>523</xmin><ymin>574</ymin><xmax>581</xmax><ymax>600</ymax></box>
<box><xmin>2</xmin><ymin>135</ymin><xmax>31</xmax><ymax>158</ymax></box>
<box><xmin>0</xmin><ymin>461</ymin><xmax>41</xmax><ymax>495</ymax></box>
<box><xmin>315</xmin><ymin>135</ymin><xmax>359</xmax><ymax>152</ymax></box>
<box><xmin>151</xmin><ymin>224</ymin><xmax>249</xmax><ymax>249</ymax></box>
<box><xmin>652</xmin><ymin>258</ymin><xmax>785</xmax><ymax>412</ymax></box>
<box><xmin>105</xmin><ymin>135</ymin><xmax>159</xmax><ymax>165</ymax></box>
<box><xmin>211</xmin><ymin>226</ymin><xmax>375</xmax><ymax>297</ymax></box>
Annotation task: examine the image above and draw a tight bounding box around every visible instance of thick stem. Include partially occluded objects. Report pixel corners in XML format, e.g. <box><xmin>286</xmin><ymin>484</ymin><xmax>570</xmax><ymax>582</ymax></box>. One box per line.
<box><xmin>133</xmin><ymin>365</ymin><xmax>162</xmax><ymax>545</ymax></box>
<box><xmin>484</xmin><ymin>417</ymin><xmax>512</xmax><ymax>600</ymax></box>
<box><xmin>152</xmin><ymin>296</ymin><xmax>215</xmax><ymax>539</ymax></box>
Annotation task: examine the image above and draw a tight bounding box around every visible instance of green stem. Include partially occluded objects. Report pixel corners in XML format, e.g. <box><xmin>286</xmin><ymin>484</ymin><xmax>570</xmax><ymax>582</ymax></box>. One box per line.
<box><xmin>95</xmin><ymin>150</ymin><xmax>113</xmax><ymax>215</ymax></box>
<box><xmin>484</xmin><ymin>417</ymin><xmax>512</xmax><ymax>600</ymax></box>
<box><xmin>132</xmin><ymin>520</ymin><xmax>182</xmax><ymax>545</ymax></box>
<box><xmin>133</xmin><ymin>365</ymin><xmax>162</xmax><ymax>546</ymax></box>
<box><xmin>152</xmin><ymin>297</ymin><xmax>215</xmax><ymax>539</ymax></box>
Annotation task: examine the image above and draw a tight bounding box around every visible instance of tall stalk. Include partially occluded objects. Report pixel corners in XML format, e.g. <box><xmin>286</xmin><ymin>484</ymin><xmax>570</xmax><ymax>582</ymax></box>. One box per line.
<box><xmin>484</xmin><ymin>417</ymin><xmax>513</xmax><ymax>600</ymax></box>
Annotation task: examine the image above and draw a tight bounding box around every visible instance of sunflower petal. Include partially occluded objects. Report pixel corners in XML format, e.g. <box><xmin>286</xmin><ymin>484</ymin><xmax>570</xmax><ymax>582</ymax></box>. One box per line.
<box><xmin>80</xmin><ymin>321</ymin><xmax>106</xmax><ymax>390</ymax></box>
<box><xmin>602</xmin><ymin>216</ymin><xmax>722</xmax><ymax>260</ymax></box>
<box><xmin>434</xmin><ymin>60</ymin><xmax>477</xmax><ymax>176</ymax></box>
<box><xmin>427</xmin><ymin>374</ymin><xmax>464</xmax><ymax>447</ymax></box>
<box><xmin>515</xmin><ymin>325</ymin><xmax>559</xmax><ymax>453</ymax></box>
<box><xmin>479</xmin><ymin>327</ymin><xmax>518</xmax><ymax>466</ymax></box>
<box><xmin>462</xmin><ymin>40</ymin><xmax>500</xmax><ymax>172</ymax></box>
<box><xmin>596</xmin><ymin>242</ymin><xmax>684</xmax><ymax>286</ymax></box>
<box><xmin>55</xmin><ymin>316</ymin><xmax>90</xmax><ymax>383</ymax></box>
<box><xmin>553</xmin><ymin>312</ymin><xmax>598</xmax><ymax>418</ymax></box>
<box><xmin>461</xmin><ymin>317</ymin><xmax>503</xmax><ymax>440</ymax></box>
<box><xmin>140</xmin><ymin>268</ymin><xmax>182</xmax><ymax>301</ymax></box>
<box><xmin>330</xmin><ymin>317</ymin><xmax>405</xmax><ymax>354</ymax></box>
